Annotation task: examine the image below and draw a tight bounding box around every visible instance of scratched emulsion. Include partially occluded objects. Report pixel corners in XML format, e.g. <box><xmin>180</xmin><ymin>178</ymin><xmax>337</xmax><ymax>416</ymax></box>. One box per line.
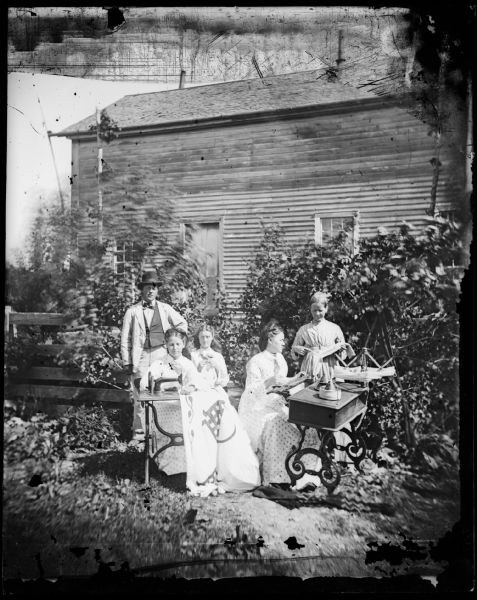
<box><xmin>5</xmin><ymin>5</ymin><xmax>474</xmax><ymax>591</ymax></box>
<box><xmin>5</xmin><ymin>7</ymin><xmax>431</xmax><ymax>90</ymax></box>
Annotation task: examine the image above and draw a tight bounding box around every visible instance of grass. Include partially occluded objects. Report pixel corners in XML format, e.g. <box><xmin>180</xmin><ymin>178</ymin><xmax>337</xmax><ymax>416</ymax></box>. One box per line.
<box><xmin>3</xmin><ymin>446</ymin><xmax>279</xmax><ymax>581</ymax></box>
<box><xmin>4</xmin><ymin>444</ymin><xmax>462</xmax><ymax>583</ymax></box>
<box><xmin>3</xmin><ymin>405</ymin><xmax>464</xmax><ymax>585</ymax></box>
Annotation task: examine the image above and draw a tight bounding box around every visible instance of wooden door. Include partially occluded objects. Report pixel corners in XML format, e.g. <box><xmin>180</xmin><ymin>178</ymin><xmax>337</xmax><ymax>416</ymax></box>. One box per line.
<box><xmin>186</xmin><ymin>222</ymin><xmax>220</xmax><ymax>312</ymax></box>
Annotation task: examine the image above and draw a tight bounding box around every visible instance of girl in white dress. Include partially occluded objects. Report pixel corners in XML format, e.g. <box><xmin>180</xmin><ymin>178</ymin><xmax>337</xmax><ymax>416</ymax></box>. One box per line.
<box><xmin>145</xmin><ymin>328</ymin><xmax>260</xmax><ymax>497</ymax></box>
<box><xmin>190</xmin><ymin>324</ymin><xmax>229</xmax><ymax>392</ymax></box>
<box><xmin>292</xmin><ymin>292</ymin><xmax>349</xmax><ymax>462</ymax></box>
<box><xmin>292</xmin><ymin>292</ymin><xmax>346</xmax><ymax>381</ymax></box>
<box><xmin>238</xmin><ymin>321</ymin><xmax>322</xmax><ymax>490</ymax></box>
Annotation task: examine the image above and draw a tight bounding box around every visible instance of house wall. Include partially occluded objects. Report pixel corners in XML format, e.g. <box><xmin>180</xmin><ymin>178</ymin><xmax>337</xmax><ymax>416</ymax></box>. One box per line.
<box><xmin>71</xmin><ymin>103</ymin><xmax>465</xmax><ymax>305</ymax></box>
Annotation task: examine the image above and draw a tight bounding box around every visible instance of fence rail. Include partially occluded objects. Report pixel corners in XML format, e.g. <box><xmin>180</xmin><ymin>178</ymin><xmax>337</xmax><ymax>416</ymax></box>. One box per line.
<box><xmin>9</xmin><ymin>312</ymin><xmax>68</xmax><ymax>326</ymax></box>
<box><xmin>5</xmin><ymin>306</ymin><xmax>130</xmax><ymax>406</ymax></box>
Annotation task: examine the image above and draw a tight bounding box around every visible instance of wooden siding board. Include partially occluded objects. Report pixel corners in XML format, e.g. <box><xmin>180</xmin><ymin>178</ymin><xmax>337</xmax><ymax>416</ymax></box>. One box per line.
<box><xmin>75</xmin><ymin>108</ymin><xmax>464</xmax><ymax>303</ymax></box>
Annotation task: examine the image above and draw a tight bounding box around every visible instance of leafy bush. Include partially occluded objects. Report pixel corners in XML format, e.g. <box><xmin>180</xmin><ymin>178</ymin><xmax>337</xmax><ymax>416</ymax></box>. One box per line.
<box><xmin>4</xmin><ymin>412</ymin><xmax>69</xmax><ymax>466</ymax></box>
<box><xmin>4</xmin><ymin>405</ymin><xmax>120</xmax><ymax>470</ymax></box>
<box><xmin>62</xmin><ymin>405</ymin><xmax>120</xmax><ymax>452</ymax></box>
<box><xmin>218</xmin><ymin>217</ymin><xmax>465</xmax><ymax>453</ymax></box>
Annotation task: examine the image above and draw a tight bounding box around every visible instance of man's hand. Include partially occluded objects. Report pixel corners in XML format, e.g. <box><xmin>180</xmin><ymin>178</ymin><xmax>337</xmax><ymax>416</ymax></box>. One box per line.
<box><xmin>123</xmin><ymin>364</ymin><xmax>134</xmax><ymax>376</ymax></box>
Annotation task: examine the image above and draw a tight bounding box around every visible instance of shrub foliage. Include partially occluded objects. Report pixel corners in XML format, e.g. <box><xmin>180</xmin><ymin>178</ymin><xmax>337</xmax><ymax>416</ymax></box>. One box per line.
<box><xmin>4</xmin><ymin>111</ymin><xmax>466</xmax><ymax>458</ymax></box>
<box><xmin>217</xmin><ymin>218</ymin><xmax>464</xmax><ymax>454</ymax></box>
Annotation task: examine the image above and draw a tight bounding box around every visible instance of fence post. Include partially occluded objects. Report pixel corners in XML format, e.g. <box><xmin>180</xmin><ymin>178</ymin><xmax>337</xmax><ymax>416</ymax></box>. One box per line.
<box><xmin>4</xmin><ymin>305</ymin><xmax>16</xmax><ymax>340</ymax></box>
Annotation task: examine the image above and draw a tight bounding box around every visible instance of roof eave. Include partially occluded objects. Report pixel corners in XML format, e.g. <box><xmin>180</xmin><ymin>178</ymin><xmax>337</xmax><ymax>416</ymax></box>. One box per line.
<box><xmin>52</xmin><ymin>94</ymin><xmax>405</xmax><ymax>140</ymax></box>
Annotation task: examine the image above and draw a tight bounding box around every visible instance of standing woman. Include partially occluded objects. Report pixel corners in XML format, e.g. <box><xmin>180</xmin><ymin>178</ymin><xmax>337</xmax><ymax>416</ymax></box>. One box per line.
<box><xmin>291</xmin><ymin>292</ymin><xmax>346</xmax><ymax>382</ymax></box>
<box><xmin>238</xmin><ymin>320</ymin><xmax>321</xmax><ymax>490</ymax></box>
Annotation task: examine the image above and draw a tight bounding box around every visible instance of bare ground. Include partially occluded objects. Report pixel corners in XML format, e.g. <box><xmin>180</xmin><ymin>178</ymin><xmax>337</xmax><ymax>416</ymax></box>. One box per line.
<box><xmin>3</xmin><ymin>444</ymin><xmax>460</xmax><ymax>584</ymax></box>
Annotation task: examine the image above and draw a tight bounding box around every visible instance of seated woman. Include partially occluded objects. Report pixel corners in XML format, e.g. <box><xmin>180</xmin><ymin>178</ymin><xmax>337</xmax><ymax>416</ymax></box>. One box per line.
<box><xmin>190</xmin><ymin>323</ymin><xmax>229</xmax><ymax>392</ymax></box>
<box><xmin>143</xmin><ymin>327</ymin><xmax>260</xmax><ymax>497</ymax></box>
<box><xmin>238</xmin><ymin>320</ymin><xmax>322</xmax><ymax>490</ymax></box>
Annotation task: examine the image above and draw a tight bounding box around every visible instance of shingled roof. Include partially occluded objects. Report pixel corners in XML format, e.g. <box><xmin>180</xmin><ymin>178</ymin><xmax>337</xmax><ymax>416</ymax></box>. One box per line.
<box><xmin>57</xmin><ymin>70</ymin><xmax>376</xmax><ymax>136</ymax></box>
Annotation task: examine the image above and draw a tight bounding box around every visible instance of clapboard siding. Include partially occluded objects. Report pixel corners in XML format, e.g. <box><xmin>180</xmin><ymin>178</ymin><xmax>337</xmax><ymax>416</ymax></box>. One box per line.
<box><xmin>72</xmin><ymin>103</ymin><xmax>464</xmax><ymax>304</ymax></box>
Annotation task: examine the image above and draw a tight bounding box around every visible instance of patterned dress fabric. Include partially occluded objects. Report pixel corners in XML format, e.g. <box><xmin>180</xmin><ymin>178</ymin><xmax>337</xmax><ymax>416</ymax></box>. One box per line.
<box><xmin>238</xmin><ymin>351</ymin><xmax>322</xmax><ymax>486</ymax></box>
<box><xmin>143</xmin><ymin>355</ymin><xmax>260</xmax><ymax>495</ymax></box>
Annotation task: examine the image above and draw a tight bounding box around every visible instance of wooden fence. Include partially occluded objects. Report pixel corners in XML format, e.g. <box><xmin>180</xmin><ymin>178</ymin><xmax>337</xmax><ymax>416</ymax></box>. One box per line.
<box><xmin>4</xmin><ymin>307</ymin><xmax>130</xmax><ymax>406</ymax></box>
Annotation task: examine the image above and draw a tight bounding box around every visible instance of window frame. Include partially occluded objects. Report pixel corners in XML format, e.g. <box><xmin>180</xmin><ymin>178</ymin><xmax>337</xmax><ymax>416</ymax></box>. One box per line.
<box><xmin>314</xmin><ymin>210</ymin><xmax>360</xmax><ymax>254</ymax></box>
<box><xmin>111</xmin><ymin>239</ymin><xmax>140</xmax><ymax>278</ymax></box>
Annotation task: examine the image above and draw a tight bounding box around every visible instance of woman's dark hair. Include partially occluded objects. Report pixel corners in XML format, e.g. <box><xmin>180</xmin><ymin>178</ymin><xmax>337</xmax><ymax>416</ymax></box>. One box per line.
<box><xmin>258</xmin><ymin>320</ymin><xmax>284</xmax><ymax>352</ymax></box>
<box><xmin>165</xmin><ymin>327</ymin><xmax>188</xmax><ymax>344</ymax></box>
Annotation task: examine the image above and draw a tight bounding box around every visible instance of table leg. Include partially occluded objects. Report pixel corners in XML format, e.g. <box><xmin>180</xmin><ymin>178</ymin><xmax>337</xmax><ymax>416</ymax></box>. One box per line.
<box><xmin>285</xmin><ymin>425</ymin><xmax>307</xmax><ymax>487</ymax></box>
<box><xmin>286</xmin><ymin>426</ymin><xmax>341</xmax><ymax>493</ymax></box>
<box><xmin>149</xmin><ymin>403</ymin><xmax>184</xmax><ymax>461</ymax></box>
<box><xmin>340</xmin><ymin>421</ymin><xmax>367</xmax><ymax>471</ymax></box>
<box><xmin>144</xmin><ymin>400</ymin><xmax>150</xmax><ymax>487</ymax></box>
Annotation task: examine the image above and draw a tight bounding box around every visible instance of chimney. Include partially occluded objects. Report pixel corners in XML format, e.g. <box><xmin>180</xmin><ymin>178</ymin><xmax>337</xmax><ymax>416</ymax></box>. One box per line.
<box><xmin>336</xmin><ymin>30</ymin><xmax>345</xmax><ymax>70</ymax></box>
<box><xmin>179</xmin><ymin>70</ymin><xmax>186</xmax><ymax>89</ymax></box>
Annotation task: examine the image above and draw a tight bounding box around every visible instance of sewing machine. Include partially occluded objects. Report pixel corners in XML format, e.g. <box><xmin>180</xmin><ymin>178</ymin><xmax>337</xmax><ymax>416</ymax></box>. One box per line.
<box><xmin>284</xmin><ymin>343</ymin><xmax>397</xmax><ymax>493</ymax></box>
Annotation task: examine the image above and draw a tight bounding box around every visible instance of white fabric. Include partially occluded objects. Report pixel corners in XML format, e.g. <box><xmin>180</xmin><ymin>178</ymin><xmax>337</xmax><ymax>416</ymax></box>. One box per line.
<box><xmin>191</xmin><ymin>349</ymin><xmax>230</xmax><ymax>389</ymax></box>
<box><xmin>238</xmin><ymin>351</ymin><xmax>322</xmax><ymax>486</ymax></box>
<box><xmin>144</xmin><ymin>355</ymin><xmax>260</xmax><ymax>494</ymax></box>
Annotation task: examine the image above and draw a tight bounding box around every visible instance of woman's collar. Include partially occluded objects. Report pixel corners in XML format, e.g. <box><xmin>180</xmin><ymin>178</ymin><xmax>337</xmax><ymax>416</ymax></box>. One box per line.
<box><xmin>263</xmin><ymin>349</ymin><xmax>279</xmax><ymax>358</ymax></box>
<box><xmin>311</xmin><ymin>318</ymin><xmax>327</xmax><ymax>325</ymax></box>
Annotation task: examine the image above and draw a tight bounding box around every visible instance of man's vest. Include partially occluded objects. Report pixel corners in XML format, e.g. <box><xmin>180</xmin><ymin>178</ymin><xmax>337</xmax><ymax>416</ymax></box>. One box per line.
<box><xmin>144</xmin><ymin>303</ymin><xmax>165</xmax><ymax>348</ymax></box>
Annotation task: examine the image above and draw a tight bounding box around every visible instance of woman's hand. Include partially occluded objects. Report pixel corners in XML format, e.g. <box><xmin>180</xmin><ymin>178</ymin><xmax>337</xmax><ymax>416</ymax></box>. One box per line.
<box><xmin>181</xmin><ymin>384</ymin><xmax>196</xmax><ymax>394</ymax></box>
<box><xmin>201</xmin><ymin>356</ymin><xmax>217</xmax><ymax>370</ymax></box>
<box><xmin>264</xmin><ymin>375</ymin><xmax>278</xmax><ymax>388</ymax></box>
<box><xmin>264</xmin><ymin>375</ymin><xmax>287</xmax><ymax>392</ymax></box>
<box><xmin>293</xmin><ymin>345</ymin><xmax>308</xmax><ymax>356</ymax></box>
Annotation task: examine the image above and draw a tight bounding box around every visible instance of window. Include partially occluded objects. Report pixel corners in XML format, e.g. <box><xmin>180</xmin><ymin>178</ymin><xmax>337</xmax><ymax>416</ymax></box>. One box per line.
<box><xmin>112</xmin><ymin>240</ymin><xmax>140</xmax><ymax>278</ymax></box>
<box><xmin>315</xmin><ymin>211</ymin><xmax>360</xmax><ymax>254</ymax></box>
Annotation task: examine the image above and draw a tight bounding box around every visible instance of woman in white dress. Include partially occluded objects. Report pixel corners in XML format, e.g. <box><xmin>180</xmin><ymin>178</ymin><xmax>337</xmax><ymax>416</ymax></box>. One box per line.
<box><xmin>190</xmin><ymin>324</ymin><xmax>229</xmax><ymax>392</ymax></box>
<box><xmin>143</xmin><ymin>328</ymin><xmax>260</xmax><ymax>497</ymax></box>
<box><xmin>238</xmin><ymin>321</ymin><xmax>322</xmax><ymax>490</ymax></box>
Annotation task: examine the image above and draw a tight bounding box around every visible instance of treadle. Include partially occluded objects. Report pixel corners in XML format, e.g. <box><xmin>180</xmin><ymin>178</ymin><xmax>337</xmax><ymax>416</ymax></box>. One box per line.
<box><xmin>139</xmin><ymin>390</ymin><xmax>183</xmax><ymax>486</ymax></box>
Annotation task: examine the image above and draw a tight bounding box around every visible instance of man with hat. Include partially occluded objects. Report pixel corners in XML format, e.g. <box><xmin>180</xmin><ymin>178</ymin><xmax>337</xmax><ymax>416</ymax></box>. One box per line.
<box><xmin>120</xmin><ymin>271</ymin><xmax>188</xmax><ymax>442</ymax></box>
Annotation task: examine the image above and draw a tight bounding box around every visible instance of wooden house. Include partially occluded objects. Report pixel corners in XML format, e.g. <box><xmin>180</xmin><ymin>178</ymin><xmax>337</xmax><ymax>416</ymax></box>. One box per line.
<box><xmin>55</xmin><ymin>70</ymin><xmax>467</xmax><ymax>308</ymax></box>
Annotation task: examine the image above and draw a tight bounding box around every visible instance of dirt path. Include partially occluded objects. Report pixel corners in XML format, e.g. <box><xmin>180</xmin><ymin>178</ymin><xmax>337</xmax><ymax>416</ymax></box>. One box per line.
<box><xmin>186</xmin><ymin>462</ymin><xmax>460</xmax><ymax>579</ymax></box>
